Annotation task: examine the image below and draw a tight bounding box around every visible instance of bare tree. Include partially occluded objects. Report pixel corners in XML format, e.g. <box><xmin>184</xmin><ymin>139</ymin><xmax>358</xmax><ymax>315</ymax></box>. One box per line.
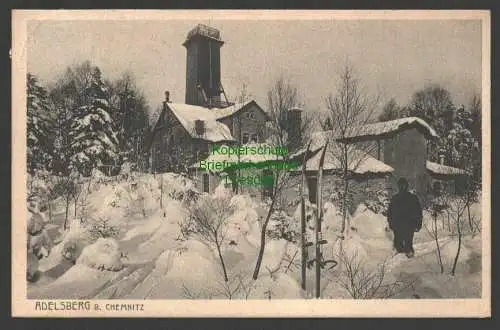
<box><xmin>252</xmin><ymin>165</ymin><xmax>291</xmax><ymax>280</ymax></box>
<box><xmin>378</xmin><ymin>98</ymin><xmax>402</xmax><ymax>121</ymax></box>
<box><xmin>251</xmin><ymin>76</ymin><xmax>308</xmax><ymax>280</ymax></box>
<box><xmin>266</xmin><ymin>76</ymin><xmax>310</xmax><ymax>150</ymax></box>
<box><xmin>323</xmin><ymin>65</ymin><xmax>380</xmax><ymax>240</ymax></box>
<box><xmin>337</xmin><ymin>246</ymin><xmax>414</xmax><ymax>299</ymax></box>
<box><xmin>424</xmin><ymin>193</ymin><xmax>446</xmax><ymax>273</ymax></box>
<box><xmin>189</xmin><ymin>195</ymin><xmax>235</xmax><ymax>282</ymax></box>
<box><xmin>236</xmin><ymin>82</ymin><xmax>253</xmax><ymax>103</ymax></box>
<box><xmin>440</xmin><ymin>191</ymin><xmax>469</xmax><ymax>276</ymax></box>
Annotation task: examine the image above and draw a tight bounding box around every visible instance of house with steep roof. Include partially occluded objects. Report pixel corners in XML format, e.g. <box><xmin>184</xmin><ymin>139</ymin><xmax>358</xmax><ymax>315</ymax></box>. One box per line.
<box><xmin>290</xmin><ymin>117</ymin><xmax>470</xmax><ymax>209</ymax></box>
<box><xmin>335</xmin><ymin>116</ymin><xmax>469</xmax><ymax>197</ymax></box>
<box><xmin>146</xmin><ymin>24</ymin><xmax>299</xmax><ymax>195</ymax></box>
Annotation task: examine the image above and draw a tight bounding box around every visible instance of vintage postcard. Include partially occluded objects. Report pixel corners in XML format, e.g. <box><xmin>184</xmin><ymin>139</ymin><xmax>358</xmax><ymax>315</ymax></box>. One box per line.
<box><xmin>12</xmin><ymin>10</ymin><xmax>491</xmax><ymax>317</ymax></box>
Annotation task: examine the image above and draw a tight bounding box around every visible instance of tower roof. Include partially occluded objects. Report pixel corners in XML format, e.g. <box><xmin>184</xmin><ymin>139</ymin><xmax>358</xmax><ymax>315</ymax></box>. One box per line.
<box><xmin>182</xmin><ymin>24</ymin><xmax>224</xmax><ymax>47</ymax></box>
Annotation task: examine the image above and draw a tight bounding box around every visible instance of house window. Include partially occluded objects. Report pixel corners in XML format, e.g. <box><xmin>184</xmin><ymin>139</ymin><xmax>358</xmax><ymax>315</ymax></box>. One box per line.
<box><xmin>202</xmin><ymin>173</ymin><xmax>210</xmax><ymax>193</ymax></box>
<box><xmin>242</xmin><ymin>133</ymin><xmax>249</xmax><ymax>144</ymax></box>
<box><xmin>250</xmin><ymin>133</ymin><xmax>258</xmax><ymax>143</ymax></box>
<box><xmin>246</xmin><ymin>110</ymin><xmax>256</xmax><ymax>120</ymax></box>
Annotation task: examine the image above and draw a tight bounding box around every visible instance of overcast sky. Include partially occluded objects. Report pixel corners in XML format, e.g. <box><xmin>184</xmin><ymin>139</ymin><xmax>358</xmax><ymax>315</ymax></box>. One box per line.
<box><xmin>27</xmin><ymin>19</ymin><xmax>482</xmax><ymax>116</ymax></box>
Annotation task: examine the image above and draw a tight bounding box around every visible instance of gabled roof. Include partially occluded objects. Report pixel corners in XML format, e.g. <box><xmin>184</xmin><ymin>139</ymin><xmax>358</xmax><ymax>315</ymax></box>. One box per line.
<box><xmin>426</xmin><ymin>161</ymin><xmax>469</xmax><ymax>177</ymax></box>
<box><xmin>211</xmin><ymin>99</ymin><xmax>270</xmax><ymax>121</ymax></box>
<box><xmin>335</xmin><ymin>117</ymin><xmax>439</xmax><ymax>143</ymax></box>
<box><xmin>298</xmin><ymin>143</ymin><xmax>394</xmax><ymax>175</ymax></box>
<box><xmin>166</xmin><ymin>103</ymin><xmax>234</xmax><ymax>142</ymax></box>
<box><xmin>147</xmin><ymin>99</ymin><xmax>268</xmax><ymax>150</ymax></box>
<box><xmin>291</xmin><ymin>130</ymin><xmax>394</xmax><ymax>175</ymax></box>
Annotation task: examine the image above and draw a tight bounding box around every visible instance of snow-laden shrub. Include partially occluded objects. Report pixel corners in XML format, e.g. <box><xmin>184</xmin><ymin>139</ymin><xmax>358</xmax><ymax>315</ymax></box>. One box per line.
<box><xmin>266</xmin><ymin>210</ymin><xmax>299</xmax><ymax>243</ymax></box>
<box><xmin>187</xmin><ymin>194</ymin><xmax>236</xmax><ymax>281</ymax></box>
<box><xmin>27</xmin><ymin>251</ymin><xmax>39</xmax><ymax>282</ymax></box>
<box><xmin>248</xmin><ymin>273</ymin><xmax>303</xmax><ymax>299</ymax></box>
<box><xmin>76</xmin><ymin>237</ymin><xmax>123</xmax><ymax>271</ymax></box>
<box><xmin>364</xmin><ymin>188</ymin><xmax>390</xmax><ymax>215</ymax></box>
<box><xmin>27</xmin><ymin>170</ymin><xmax>52</xmax><ymax>197</ymax></box>
<box><xmin>60</xmin><ymin>221</ymin><xmax>95</xmax><ymax>264</ymax></box>
<box><xmin>88</xmin><ymin>217</ymin><xmax>120</xmax><ymax>240</ymax></box>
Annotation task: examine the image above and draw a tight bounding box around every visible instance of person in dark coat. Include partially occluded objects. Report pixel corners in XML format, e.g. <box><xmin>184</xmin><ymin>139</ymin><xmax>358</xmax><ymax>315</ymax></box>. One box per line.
<box><xmin>387</xmin><ymin>178</ymin><xmax>423</xmax><ymax>258</ymax></box>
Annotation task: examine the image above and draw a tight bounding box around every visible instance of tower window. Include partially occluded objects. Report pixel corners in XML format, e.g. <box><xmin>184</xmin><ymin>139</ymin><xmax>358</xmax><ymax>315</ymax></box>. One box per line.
<box><xmin>242</xmin><ymin>133</ymin><xmax>249</xmax><ymax>144</ymax></box>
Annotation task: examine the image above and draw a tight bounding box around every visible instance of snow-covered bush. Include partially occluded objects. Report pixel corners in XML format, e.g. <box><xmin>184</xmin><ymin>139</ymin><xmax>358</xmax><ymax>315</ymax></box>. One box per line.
<box><xmin>60</xmin><ymin>221</ymin><xmax>95</xmax><ymax>264</ymax></box>
<box><xmin>364</xmin><ymin>188</ymin><xmax>390</xmax><ymax>215</ymax></box>
<box><xmin>88</xmin><ymin>217</ymin><xmax>120</xmax><ymax>240</ymax></box>
<box><xmin>27</xmin><ymin>251</ymin><xmax>39</xmax><ymax>282</ymax></box>
<box><xmin>188</xmin><ymin>194</ymin><xmax>236</xmax><ymax>282</ymax></box>
<box><xmin>160</xmin><ymin>173</ymin><xmax>199</xmax><ymax>206</ymax></box>
<box><xmin>336</xmin><ymin>243</ymin><xmax>412</xmax><ymax>299</ymax></box>
<box><xmin>76</xmin><ymin>237</ymin><xmax>123</xmax><ymax>271</ymax></box>
<box><xmin>266</xmin><ymin>209</ymin><xmax>299</xmax><ymax>243</ymax></box>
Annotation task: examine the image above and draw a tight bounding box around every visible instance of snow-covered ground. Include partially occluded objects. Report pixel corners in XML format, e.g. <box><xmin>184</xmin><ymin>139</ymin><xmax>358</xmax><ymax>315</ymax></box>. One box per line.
<box><xmin>27</xmin><ymin>172</ymin><xmax>482</xmax><ymax>300</ymax></box>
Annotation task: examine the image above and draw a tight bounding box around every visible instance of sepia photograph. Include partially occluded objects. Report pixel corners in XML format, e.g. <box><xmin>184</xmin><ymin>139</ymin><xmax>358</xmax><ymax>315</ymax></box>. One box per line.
<box><xmin>12</xmin><ymin>10</ymin><xmax>490</xmax><ymax>317</ymax></box>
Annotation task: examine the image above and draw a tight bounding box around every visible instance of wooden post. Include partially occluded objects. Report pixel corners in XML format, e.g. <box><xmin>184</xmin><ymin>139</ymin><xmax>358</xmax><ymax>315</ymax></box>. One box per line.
<box><xmin>315</xmin><ymin>141</ymin><xmax>328</xmax><ymax>299</ymax></box>
<box><xmin>300</xmin><ymin>141</ymin><xmax>312</xmax><ymax>291</ymax></box>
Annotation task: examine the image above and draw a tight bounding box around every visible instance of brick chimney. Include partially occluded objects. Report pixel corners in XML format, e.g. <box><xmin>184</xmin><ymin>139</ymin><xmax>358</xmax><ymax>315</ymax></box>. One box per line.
<box><xmin>286</xmin><ymin>107</ymin><xmax>303</xmax><ymax>152</ymax></box>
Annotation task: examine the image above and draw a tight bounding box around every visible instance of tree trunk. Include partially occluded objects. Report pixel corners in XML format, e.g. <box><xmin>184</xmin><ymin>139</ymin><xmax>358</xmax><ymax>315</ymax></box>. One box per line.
<box><xmin>466</xmin><ymin>201</ymin><xmax>474</xmax><ymax>235</ymax></box>
<box><xmin>447</xmin><ymin>211</ymin><xmax>451</xmax><ymax>232</ymax></box>
<box><xmin>341</xmin><ymin>177</ymin><xmax>349</xmax><ymax>238</ymax></box>
<box><xmin>451</xmin><ymin>213</ymin><xmax>463</xmax><ymax>276</ymax></box>
<box><xmin>215</xmin><ymin>241</ymin><xmax>229</xmax><ymax>282</ymax></box>
<box><xmin>64</xmin><ymin>195</ymin><xmax>70</xmax><ymax>231</ymax></box>
<box><xmin>252</xmin><ymin>192</ymin><xmax>277</xmax><ymax>280</ymax></box>
<box><xmin>48</xmin><ymin>199</ymin><xmax>52</xmax><ymax>223</ymax></box>
<box><xmin>433</xmin><ymin>212</ymin><xmax>444</xmax><ymax>273</ymax></box>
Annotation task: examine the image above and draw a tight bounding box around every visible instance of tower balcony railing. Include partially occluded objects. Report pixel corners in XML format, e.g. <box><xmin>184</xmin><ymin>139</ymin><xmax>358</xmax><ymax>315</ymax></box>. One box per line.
<box><xmin>186</xmin><ymin>24</ymin><xmax>221</xmax><ymax>41</ymax></box>
<box><xmin>206</xmin><ymin>98</ymin><xmax>234</xmax><ymax>109</ymax></box>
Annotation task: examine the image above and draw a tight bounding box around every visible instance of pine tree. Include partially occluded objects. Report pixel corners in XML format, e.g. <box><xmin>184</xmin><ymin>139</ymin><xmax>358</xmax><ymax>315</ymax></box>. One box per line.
<box><xmin>69</xmin><ymin>67</ymin><xmax>119</xmax><ymax>176</ymax></box>
<box><xmin>27</xmin><ymin>73</ymin><xmax>55</xmax><ymax>173</ymax></box>
<box><xmin>108</xmin><ymin>72</ymin><xmax>149</xmax><ymax>169</ymax></box>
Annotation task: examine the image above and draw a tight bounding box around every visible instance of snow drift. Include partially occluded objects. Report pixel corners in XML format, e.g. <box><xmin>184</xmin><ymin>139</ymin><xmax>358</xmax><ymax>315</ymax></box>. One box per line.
<box><xmin>77</xmin><ymin>238</ymin><xmax>123</xmax><ymax>271</ymax></box>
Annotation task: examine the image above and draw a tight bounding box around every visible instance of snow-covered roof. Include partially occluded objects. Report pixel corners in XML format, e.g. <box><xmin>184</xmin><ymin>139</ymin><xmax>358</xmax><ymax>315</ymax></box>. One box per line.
<box><xmin>210</xmin><ymin>99</ymin><xmax>270</xmax><ymax>120</ymax></box>
<box><xmin>426</xmin><ymin>161</ymin><xmax>469</xmax><ymax>176</ymax></box>
<box><xmin>300</xmin><ymin>143</ymin><xmax>393</xmax><ymax>174</ymax></box>
<box><xmin>166</xmin><ymin>103</ymin><xmax>234</xmax><ymax>142</ymax></box>
<box><xmin>336</xmin><ymin>117</ymin><xmax>439</xmax><ymax>142</ymax></box>
<box><xmin>190</xmin><ymin>143</ymin><xmax>287</xmax><ymax>171</ymax></box>
<box><xmin>290</xmin><ymin>130</ymin><xmax>393</xmax><ymax>175</ymax></box>
<box><xmin>210</xmin><ymin>100</ymin><xmax>255</xmax><ymax>119</ymax></box>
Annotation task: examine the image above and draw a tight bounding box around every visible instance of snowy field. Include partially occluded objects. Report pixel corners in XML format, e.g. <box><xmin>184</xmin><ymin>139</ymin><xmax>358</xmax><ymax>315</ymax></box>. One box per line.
<box><xmin>27</xmin><ymin>172</ymin><xmax>482</xmax><ymax>300</ymax></box>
